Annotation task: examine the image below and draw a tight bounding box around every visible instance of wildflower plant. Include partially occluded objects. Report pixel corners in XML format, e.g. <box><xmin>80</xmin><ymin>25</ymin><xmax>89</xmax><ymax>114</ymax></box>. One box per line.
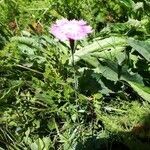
<box><xmin>51</xmin><ymin>18</ymin><xmax>92</xmax><ymax>93</ymax></box>
<box><xmin>1</xmin><ymin>1</ymin><xmax>150</xmax><ymax>149</ymax></box>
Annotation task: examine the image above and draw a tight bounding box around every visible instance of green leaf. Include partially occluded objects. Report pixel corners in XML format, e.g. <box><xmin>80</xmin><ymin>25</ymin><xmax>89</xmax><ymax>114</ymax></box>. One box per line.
<box><xmin>92</xmin><ymin>73</ymin><xmax>113</xmax><ymax>95</ymax></box>
<box><xmin>94</xmin><ymin>60</ymin><xmax>146</xmax><ymax>99</ymax></box>
<box><xmin>18</xmin><ymin>44</ymin><xmax>36</xmax><ymax>55</ymax></box>
<box><xmin>94</xmin><ymin>60</ymin><xmax>143</xmax><ymax>84</ymax></box>
<box><xmin>120</xmin><ymin>0</ymin><xmax>134</xmax><ymax>8</ymax></box>
<box><xmin>0</xmin><ymin>80</ymin><xmax>23</xmax><ymax>104</ymax></box>
<box><xmin>30</xmin><ymin>138</ymin><xmax>51</xmax><ymax>150</ymax></box>
<box><xmin>91</xmin><ymin>46</ymin><xmax>125</xmax><ymax>62</ymax></box>
<box><xmin>42</xmin><ymin>137</ymin><xmax>52</xmax><ymax>150</ymax></box>
<box><xmin>30</xmin><ymin>143</ymin><xmax>38</xmax><ymax>150</ymax></box>
<box><xmin>11</xmin><ymin>36</ymin><xmax>41</xmax><ymax>50</ymax></box>
<box><xmin>127</xmin><ymin>81</ymin><xmax>150</xmax><ymax>102</ymax></box>
<box><xmin>35</xmin><ymin>91</ymin><xmax>58</xmax><ymax>106</ymax></box>
<box><xmin>128</xmin><ymin>38</ymin><xmax>150</xmax><ymax>62</ymax></box>
<box><xmin>72</xmin><ymin>37</ymin><xmax>127</xmax><ymax>64</ymax></box>
<box><xmin>94</xmin><ymin>61</ymin><xmax>118</xmax><ymax>82</ymax></box>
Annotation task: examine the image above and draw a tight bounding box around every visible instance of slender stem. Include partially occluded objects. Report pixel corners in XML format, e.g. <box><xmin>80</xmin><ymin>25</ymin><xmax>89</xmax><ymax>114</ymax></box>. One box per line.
<box><xmin>69</xmin><ymin>39</ymin><xmax>78</xmax><ymax>99</ymax></box>
<box><xmin>71</xmin><ymin>51</ymin><xmax>78</xmax><ymax>90</ymax></box>
<box><xmin>69</xmin><ymin>40</ymin><xmax>81</xmax><ymax>126</ymax></box>
<box><xmin>16</xmin><ymin>64</ymin><xmax>43</xmax><ymax>75</ymax></box>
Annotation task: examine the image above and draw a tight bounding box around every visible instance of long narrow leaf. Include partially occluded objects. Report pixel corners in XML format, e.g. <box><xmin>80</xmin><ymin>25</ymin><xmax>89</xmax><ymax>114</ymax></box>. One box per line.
<box><xmin>73</xmin><ymin>37</ymin><xmax>127</xmax><ymax>63</ymax></box>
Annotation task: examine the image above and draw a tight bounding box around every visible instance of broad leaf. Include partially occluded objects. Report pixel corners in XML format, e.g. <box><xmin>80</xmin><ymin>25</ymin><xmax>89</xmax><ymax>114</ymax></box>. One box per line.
<box><xmin>128</xmin><ymin>38</ymin><xmax>150</xmax><ymax>62</ymax></box>
<box><xmin>94</xmin><ymin>60</ymin><xmax>143</xmax><ymax>84</ymax></box>
<box><xmin>72</xmin><ymin>37</ymin><xmax>127</xmax><ymax>63</ymax></box>
<box><xmin>127</xmin><ymin>81</ymin><xmax>150</xmax><ymax>102</ymax></box>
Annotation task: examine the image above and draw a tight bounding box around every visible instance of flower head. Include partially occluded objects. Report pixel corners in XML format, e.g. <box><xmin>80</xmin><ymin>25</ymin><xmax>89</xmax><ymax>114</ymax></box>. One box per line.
<box><xmin>50</xmin><ymin>19</ymin><xmax>92</xmax><ymax>41</ymax></box>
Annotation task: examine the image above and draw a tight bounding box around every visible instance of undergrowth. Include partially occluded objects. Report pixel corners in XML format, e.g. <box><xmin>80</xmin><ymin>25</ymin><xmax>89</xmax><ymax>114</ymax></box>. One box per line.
<box><xmin>0</xmin><ymin>0</ymin><xmax>150</xmax><ymax>150</ymax></box>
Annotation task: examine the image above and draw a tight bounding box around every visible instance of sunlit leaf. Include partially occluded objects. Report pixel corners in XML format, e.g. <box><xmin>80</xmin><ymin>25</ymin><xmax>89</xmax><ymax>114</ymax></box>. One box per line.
<box><xmin>128</xmin><ymin>38</ymin><xmax>150</xmax><ymax>62</ymax></box>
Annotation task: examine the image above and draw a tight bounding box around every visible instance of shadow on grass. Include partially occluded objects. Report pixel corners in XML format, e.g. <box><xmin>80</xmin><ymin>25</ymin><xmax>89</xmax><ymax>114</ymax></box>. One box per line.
<box><xmin>75</xmin><ymin>114</ymin><xmax>150</xmax><ymax>150</ymax></box>
<box><xmin>75</xmin><ymin>136</ymin><xmax>129</xmax><ymax>150</ymax></box>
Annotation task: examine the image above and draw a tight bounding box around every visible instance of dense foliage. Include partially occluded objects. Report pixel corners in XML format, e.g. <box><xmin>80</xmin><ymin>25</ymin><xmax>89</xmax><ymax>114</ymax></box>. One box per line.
<box><xmin>0</xmin><ymin>0</ymin><xmax>150</xmax><ymax>149</ymax></box>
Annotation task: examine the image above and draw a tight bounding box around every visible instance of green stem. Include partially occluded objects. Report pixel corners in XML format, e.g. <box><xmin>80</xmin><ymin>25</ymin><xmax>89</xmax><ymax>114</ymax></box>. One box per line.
<box><xmin>16</xmin><ymin>64</ymin><xmax>43</xmax><ymax>75</ymax></box>
<box><xmin>69</xmin><ymin>39</ymin><xmax>78</xmax><ymax>99</ymax></box>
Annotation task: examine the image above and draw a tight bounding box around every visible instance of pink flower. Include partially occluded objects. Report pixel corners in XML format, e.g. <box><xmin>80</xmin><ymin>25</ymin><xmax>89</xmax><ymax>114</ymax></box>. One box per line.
<box><xmin>50</xmin><ymin>19</ymin><xmax>92</xmax><ymax>41</ymax></box>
